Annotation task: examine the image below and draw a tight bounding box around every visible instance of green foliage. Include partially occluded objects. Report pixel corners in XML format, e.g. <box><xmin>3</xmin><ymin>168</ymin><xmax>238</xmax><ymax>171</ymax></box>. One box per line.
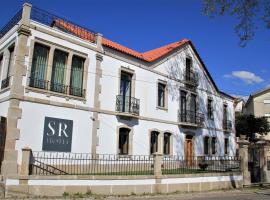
<box><xmin>236</xmin><ymin>114</ymin><xmax>270</xmax><ymax>140</ymax></box>
<box><xmin>203</xmin><ymin>0</ymin><xmax>270</xmax><ymax>47</ymax></box>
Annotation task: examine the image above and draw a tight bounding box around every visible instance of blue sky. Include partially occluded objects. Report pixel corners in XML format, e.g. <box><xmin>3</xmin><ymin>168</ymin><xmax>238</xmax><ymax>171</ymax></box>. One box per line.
<box><xmin>1</xmin><ymin>0</ymin><xmax>270</xmax><ymax>98</ymax></box>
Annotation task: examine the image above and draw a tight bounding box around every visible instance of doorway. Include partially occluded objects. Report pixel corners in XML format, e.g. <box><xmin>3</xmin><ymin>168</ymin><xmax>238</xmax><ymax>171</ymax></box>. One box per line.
<box><xmin>0</xmin><ymin>117</ymin><xmax>7</xmax><ymax>173</ymax></box>
<box><xmin>185</xmin><ymin>135</ymin><xmax>193</xmax><ymax>166</ymax></box>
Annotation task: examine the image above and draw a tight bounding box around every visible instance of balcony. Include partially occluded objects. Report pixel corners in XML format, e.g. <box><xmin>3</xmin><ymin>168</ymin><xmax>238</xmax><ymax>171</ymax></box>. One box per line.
<box><xmin>178</xmin><ymin>110</ymin><xmax>204</xmax><ymax>127</ymax></box>
<box><xmin>1</xmin><ymin>77</ymin><xmax>10</xmax><ymax>90</ymax></box>
<box><xmin>184</xmin><ymin>70</ymin><xmax>198</xmax><ymax>87</ymax></box>
<box><xmin>116</xmin><ymin>95</ymin><xmax>140</xmax><ymax>117</ymax></box>
<box><xmin>223</xmin><ymin>120</ymin><xmax>232</xmax><ymax>132</ymax></box>
<box><xmin>28</xmin><ymin>77</ymin><xmax>85</xmax><ymax>98</ymax></box>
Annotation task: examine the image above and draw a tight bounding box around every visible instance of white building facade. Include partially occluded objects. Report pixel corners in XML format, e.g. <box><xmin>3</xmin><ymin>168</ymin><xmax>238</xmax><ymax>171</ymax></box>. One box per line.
<box><xmin>0</xmin><ymin>4</ymin><xmax>236</xmax><ymax>176</ymax></box>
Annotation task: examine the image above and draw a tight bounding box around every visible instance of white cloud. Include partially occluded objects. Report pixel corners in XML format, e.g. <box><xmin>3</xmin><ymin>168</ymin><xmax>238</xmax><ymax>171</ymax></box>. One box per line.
<box><xmin>224</xmin><ymin>71</ymin><xmax>264</xmax><ymax>84</ymax></box>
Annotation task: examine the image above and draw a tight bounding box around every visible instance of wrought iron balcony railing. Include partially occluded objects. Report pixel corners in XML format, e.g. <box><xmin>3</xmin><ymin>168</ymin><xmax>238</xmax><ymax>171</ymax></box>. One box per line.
<box><xmin>50</xmin><ymin>82</ymin><xmax>68</xmax><ymax>94</ymax></box>
<box><xmin>29</xmin><ymin>77</ymin><xmax>85</xmax><ymax>98</ymax></box>
<box><xmin>29</xmin><ymin>77</ymin><xmax>49</xmax><ymax>90</ymax></box>
<box><xmin>184</xmin><ymin>70</ymin><xmax>198</xmax><ymax>86</ymax></box>
<box><xmin>178</xmin><ymin>110</ymin><xmax>204</xmax><ymax>126</ymax></box>
<box><xmin>69</xmin><ymin>86</ymin><xmax>86</xmax><ymax>98</ymax></box>
<box><xmin>1</xmin><ymin>77</ymin><xmax>10</xmax><ymax>89</ymax></box>
<box><xmin>116</xmin><ymin>95</ymin><xmax>140</xmax><ymax>115</ymax></box>
<box><xmin>223</xmin><ymin>120</ymin><xmax>232</xmax><ymax>132</ymax></box>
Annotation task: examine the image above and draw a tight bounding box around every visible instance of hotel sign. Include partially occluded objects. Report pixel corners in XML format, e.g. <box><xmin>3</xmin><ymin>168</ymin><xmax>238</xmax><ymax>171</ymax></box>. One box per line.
<box><xmin>42</xmin><ymin>117</ymin><xmax>73</xmax><ymax>152</ymax></box>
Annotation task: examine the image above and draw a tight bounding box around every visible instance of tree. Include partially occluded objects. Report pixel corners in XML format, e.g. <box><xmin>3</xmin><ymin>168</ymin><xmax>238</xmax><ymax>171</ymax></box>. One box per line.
<box><xmin>203</xmin><ymin>0</ymin><xmax>270</xmax><ymax>47</ymax></box>
<box><xmin>235</xmin><ymin>114</ymin><xmax>270</xmax><ymax>141</ymax></box>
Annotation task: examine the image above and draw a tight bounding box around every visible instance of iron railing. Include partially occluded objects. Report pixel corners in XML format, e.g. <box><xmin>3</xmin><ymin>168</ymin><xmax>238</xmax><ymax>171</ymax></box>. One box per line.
<box><xmin>50</xmin><ymin>82</ymin><xmax>68</xmax><ymax>94</ymax></box>
<box><xmin>30</xmin><ymin>151</ymin><xmax>154</xmax><ymax>176</ymax></box>
<box><xmin>162</xmin><ymin>156</ymin><xmax>241</xmax><ymax>174</ymax></box>
<box><xmin>184</xmin><ymin>70</ymin><xmax>198</xmax><ymax>86</ymax></box>
<box><xmin>116</xmin><ymin>95</ymin><xmax>140</xmax><ymax>115</ymax></box>
<box><xmin>29</xmin><ymin>77</ymin><xmax>49</xmax><ymax>90</ymax></box>
<box><xmin>178</xmin><ymin>110</ymin><xmax>204</xmax><ymax>126</ymax></box>
<box><xmin>69</xmin><ymin>86</ymin><xmax>86</xmax><ymax>98</ymax></box>
<box><xmin>1</xmin><ymin>77</ymin><xmax>10</xmax><ymax>89</ymax></box>
<box><xmin>0</xmin><ymin>9</ymin><xmax>22</xmax><ymax>39</ymax></box>
<box><xmin>29</xmin><ymin>77</ymin><xmax>85</xmax><ymax>98</ymax></box>
<box><xmin>30</xmin><ymin>6</ymin><xmax>96</xmax><ymax>43</ymax></box>
<box><xmin>223</xmin><ymin>120</ymin><xmax>232</xmax><ymax>132</ymax></box>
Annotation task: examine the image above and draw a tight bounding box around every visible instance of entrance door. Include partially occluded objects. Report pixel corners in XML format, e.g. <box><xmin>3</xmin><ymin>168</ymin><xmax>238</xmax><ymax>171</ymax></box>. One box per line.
<box><xmin>0</xmin><ymin>117</ymin><xmax>7</xmax><ymax>173</ymax></box>
<box><xmin>185</xmin><ymin>135</ymin><xmax>193</xmax><ymax>166</ymax></box>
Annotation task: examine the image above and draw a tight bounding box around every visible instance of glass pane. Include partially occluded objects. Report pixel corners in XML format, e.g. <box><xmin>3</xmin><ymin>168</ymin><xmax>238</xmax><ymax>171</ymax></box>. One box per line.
<box><xmin>70</xmin><ymin>56</ymin><xmax>84</xmax><ymax>96</ymax></box>
<box><xmin>51</xmin><ymin>50</ymin><xmax>67</xmax><ymax>93</ymax></box>
<box><xmin>7</xmin><ymin>47</ymin><xmax>14</xmax><ymax>77</ymax></box>
<box><xmin>30</xmin><ymin>44</ymin><xmax>49</xmax><ymax>88</ymax></box>
<box><xmin>158</xmin><ymin>83</ymin><xmax>165</xmax><ymax>107</ymax></box>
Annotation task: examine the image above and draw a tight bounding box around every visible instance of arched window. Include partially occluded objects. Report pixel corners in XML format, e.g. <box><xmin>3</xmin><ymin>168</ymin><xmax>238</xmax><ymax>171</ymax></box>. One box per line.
<box><xmin>150</xmin><ymin>131</ymin><xmax>159</xmax><ymax>154</ymax></box>
<box><xmin>163</xmin><ymin>132</ymin><xmax>171</xmax><ymax>155</ymax></box>
<box><xmin>204</xmin><ymin>136</ymin><xmax>209</xmax><ymax>155</ymax></box>
<box><xmin>118</xmin><ymin>127</ymin><xmax>130</xmax><ymax>155</ymax></box>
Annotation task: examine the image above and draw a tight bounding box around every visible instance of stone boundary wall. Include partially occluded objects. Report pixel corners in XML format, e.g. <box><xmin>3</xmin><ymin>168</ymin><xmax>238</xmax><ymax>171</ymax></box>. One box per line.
<box><xmin>4</xmin><ymin>172</ymin><xmax>243</xmax><ymax>197</ymax></box>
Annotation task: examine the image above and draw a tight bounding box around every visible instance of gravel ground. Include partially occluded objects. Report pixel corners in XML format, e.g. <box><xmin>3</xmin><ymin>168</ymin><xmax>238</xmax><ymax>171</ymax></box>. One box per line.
<box><xmin>2</xmin><ymin>188</ymin><xmax>270</xmax><ymax>200</ymax></box>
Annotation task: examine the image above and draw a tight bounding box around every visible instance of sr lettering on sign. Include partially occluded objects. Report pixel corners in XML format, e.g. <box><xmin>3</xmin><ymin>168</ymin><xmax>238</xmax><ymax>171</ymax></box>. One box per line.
<box><xmin>42</xmin><ymin>117</ymin><xmax>73</xmax><ymax>152</ymax></box>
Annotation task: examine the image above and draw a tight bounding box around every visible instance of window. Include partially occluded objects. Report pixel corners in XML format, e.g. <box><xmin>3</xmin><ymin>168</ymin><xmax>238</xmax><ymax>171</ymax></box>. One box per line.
<box><xmin>150</xmin><ymin>131</ymin><xmax>159</xmax><ymax>154</ymax></box>
<box><xmin>51</xmin><ymin>49</ymin><xmax>68</xmax><ymax>93</ymax></box>
<box><xmin>224</xmin><ymin>138</ymin><xmax>229</xmax><ymax>155</ymax></box>
<box><xmin>119</xmin><ymin>72</ymin><xmax>132</xmax><ymax>112</ymax></box>
<box><xmin>70</xmin><ymin>56</ymin><xmax>84</xmax><ymax>97</ymax></box>
<box><xmin>158</xmin><ymin>82</ymin><xmax>166</xmax><ymax>108</ymax></box>
<box><xmin>185</xmin><ymin>57</ymin><xmax>192</xmax><ymax>81</ymax></box>
<box><xmin>207</xmin><ymin>98</ymin><xmax>213</xmax><ymax>119</ymax></box>
<box><xmin>30</xmin><ymin>44</ymin><xmax>49</xmax><ymax>89</ymax></box>
<box><xmin>163</xmin><ymin>132</ymin><xmax>171</xmax><ymax>155</ymax></box>
<box><xmin>180</xmin><ymin>91</ymin><xmax>187</xmax><ymax>121</ymax></box>
<box><xmin>223</xmin><ymin>104</ymin><xmax>228</xmax><ymax>121</ymax></box>
<box><xmin>211</xmin><ymin>137</ymin><xmax>216</xmax><ymax>155</ymax></box>
<box><xmin>190</xmin><ymin>94</ymin><xmax>197</xmax><ymax>123</ymax></box>
<box><xmin>1</xmin><ymin>46</ymin><xmax>14</xmax><ymax>89</ymax></box>
<box><xmin>0</xmin><ymin>54</ymin><xmax>3</xmax><ymax>83</ymax></box>
<box><xmin>204</xmin><ymin>136</ymin><xmax>209</xmax><ymax>155</ymax></box>
<box><xmin>118</xmin><ymin>128</ymin><xmax>130</xmax><ymax>155</ymax></box>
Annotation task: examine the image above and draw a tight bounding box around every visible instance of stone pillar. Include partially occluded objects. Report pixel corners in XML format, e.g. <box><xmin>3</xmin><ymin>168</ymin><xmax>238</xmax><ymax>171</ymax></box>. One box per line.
<box><xmin>153</xmin><ymin>153</ymin><xmax>162</xmax><ymax>177</ymax></box>
<box><xmin>153</xmin><ymin>153</ymin><xmax>162</xmax><ymax>193</ymax></box>
<box><xmin>238</xmin><ymin>139</ymin><xmax>250</xmax><ymax>186</ymax></box>
<box><xmin>91</xmin><ymin>53</ymin><xmax>103</xmax><ymax>154</ymax></box>
<box><xmin>1</xmin><ymin>3</ymin><xmax>32</xmax><ymax>177</ymax></box>
<box><xmin>96</xmin><ymin>33</ymin><xmax>103</xmax><ymax>52</ymax></box>
<box><xmin>20</xmin><ymin>148</ymin><xmax>32</xmax><ymax>176</ymax></box>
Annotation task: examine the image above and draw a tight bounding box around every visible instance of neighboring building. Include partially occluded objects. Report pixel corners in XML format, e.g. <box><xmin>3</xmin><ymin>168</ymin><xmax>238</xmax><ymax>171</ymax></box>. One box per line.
<box><xmin>0</xmin><ymin>4</ymin><xmax>236</xmax><ymax>176</ymax></box>
<box><xmin>244</xmin><ymin>87</ymin><xmax>270</xmax><ymax>139</ymax></box>
<box><xmin>234</xmin><ymin>98</ymin><xmax>245</xmax><ymax>116</ymax></box>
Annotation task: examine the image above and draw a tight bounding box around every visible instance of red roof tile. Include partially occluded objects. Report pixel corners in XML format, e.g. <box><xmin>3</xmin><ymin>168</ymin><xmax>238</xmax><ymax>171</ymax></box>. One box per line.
<box><xmin>53</xmin><ymin>19</ymin><xmax>189</xmax><ymax>62</ymax></box>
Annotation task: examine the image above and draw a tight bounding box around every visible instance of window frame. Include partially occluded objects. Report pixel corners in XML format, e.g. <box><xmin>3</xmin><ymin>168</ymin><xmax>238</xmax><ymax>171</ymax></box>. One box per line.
<box><xmin>211</xmin><ymin>137</ymin><xmax>217</xmax><ymax>155</ymax></box>
<box><xmin>118</xmin><ymin>127</ymin><xmax>130</xmax><ymax>155</ymax></box>
<box><xmin>224</xmin><ymin>138</ymin><xmax>229</xmax><ymax>155</ymax></box>
<box><xmin>207</xmin><ymin>98</ymin><xmax>214</xmax><ymax>120</ymax></box>
<box><xmin>204</xmin><ymin>136</ymin><xmax>209</xmax><ymax>155</ymax></box>
<box><xmin>163</xmin><ymin>132</ymin><xmax>172</xmax><ymax>155</ymax></box>
<box><xmin>150</xmin><ymin>131</ymin><xmax>160</xmax><ymax>154</ymax></box>
<box><xmin>157</xmin><ymin>80</ymin><xmax>167</xmax><ymax>110</ymax></box>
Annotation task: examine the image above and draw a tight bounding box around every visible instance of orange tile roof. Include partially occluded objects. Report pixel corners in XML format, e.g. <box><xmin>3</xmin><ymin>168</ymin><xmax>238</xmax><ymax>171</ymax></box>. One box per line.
<box><xmin>53</xmin><ymin>19</ymin><xmax>189</xmax><ymax>62</ymax></box>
